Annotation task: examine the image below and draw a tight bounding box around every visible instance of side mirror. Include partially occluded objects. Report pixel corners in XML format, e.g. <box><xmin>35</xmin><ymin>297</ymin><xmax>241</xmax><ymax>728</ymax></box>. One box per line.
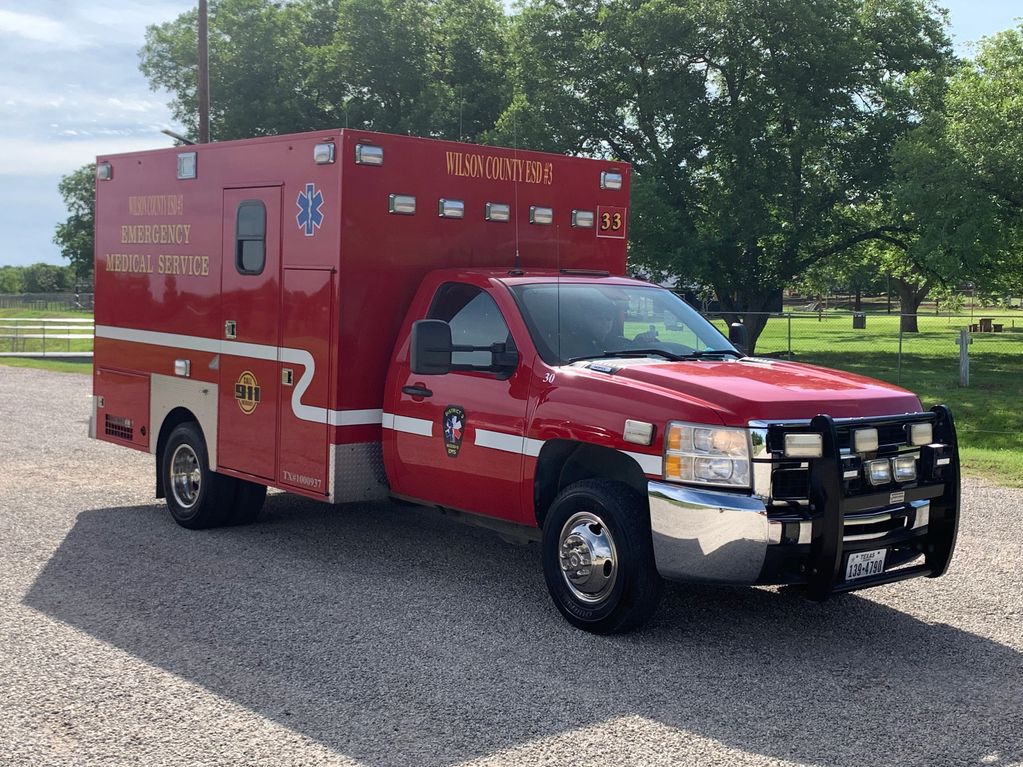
<box><xmin>728</xmin><ymin>322</ymin><xmax>748</xmax><ymax>355</ymax></box>
<box><xmin>411</xmin><ymin>320</ymin><xmax>453</xmax><ymax>375</ymax></box>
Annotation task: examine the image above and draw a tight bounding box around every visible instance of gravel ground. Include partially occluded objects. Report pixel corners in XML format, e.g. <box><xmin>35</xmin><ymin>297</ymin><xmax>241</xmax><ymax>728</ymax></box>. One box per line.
<box><xmin>0</xmin><ymin>366</ymin><xmax>1021</xmax><ymax>767</ymax></box>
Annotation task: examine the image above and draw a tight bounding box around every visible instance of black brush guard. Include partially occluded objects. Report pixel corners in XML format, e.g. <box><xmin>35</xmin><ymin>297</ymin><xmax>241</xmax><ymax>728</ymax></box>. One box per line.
<box><xmin>777</xmin><ymin>405</ymin><xmax>960</xmax><ymax>600</ymax></box>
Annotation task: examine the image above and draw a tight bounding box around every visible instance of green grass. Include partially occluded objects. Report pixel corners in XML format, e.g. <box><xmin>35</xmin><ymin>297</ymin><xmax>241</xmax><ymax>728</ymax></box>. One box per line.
<box><xmin>0</xmin><ymin>357</ymin><xmax>91</xmax><ymax>375</ymax></box>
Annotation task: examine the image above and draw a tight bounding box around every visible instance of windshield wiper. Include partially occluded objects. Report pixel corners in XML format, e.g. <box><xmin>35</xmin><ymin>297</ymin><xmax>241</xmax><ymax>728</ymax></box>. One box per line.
<box><xmin>567</xmin><ymin>348</ymin><xmax>744</xmax><ymax>364</ymax></box>
<box><xmin>568</xmin><ymin>348</ymin><xmax>686</xmax><ymax>363</ymax></box>
<box><xmin>684</xmin><ymin>349</ymin><xmax>744</xmax><ymax>359</ymax></box>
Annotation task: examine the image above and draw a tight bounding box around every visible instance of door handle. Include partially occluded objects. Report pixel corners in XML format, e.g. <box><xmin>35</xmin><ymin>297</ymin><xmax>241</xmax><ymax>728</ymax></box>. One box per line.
<box><xmin>402</xmin><ymin>384</ymin><xmax>433</xmax><ymax>398</ymax></box>
<box><xmin>225</xmin><ymin>320</ymin><xmax>237</xmax><ymax>339</ymax></box>
<box><xmin>282</xmin><ymin>368</ymin><xmax>294</xmax><ymax>386</ymax></box>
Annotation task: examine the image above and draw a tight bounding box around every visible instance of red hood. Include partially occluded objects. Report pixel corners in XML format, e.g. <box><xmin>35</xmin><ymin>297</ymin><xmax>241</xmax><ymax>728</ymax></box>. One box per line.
<box><xmin>607</xmin><ymin>357</ymin><xmax>921</xmax><ymax>424</ymax></box>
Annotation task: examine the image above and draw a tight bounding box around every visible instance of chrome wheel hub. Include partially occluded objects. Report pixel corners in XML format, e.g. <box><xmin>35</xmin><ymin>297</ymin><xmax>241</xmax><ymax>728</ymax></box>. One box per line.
<box><xmin>170</xmin><ymin>444</ymin><xmax>202</xmax><ymax>510</ymax></box>
<box><xmin>558</xmin><ymin>511</ymin><xmax>618</xmax><ymax>604</ymax></box>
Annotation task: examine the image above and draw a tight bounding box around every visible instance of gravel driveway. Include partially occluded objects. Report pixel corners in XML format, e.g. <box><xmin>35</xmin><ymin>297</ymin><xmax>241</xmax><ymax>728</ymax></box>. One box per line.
<box><xmin>1</xmin><ymin>366</ymin><xmax>1021</xmax><ymax>767</ymax></box>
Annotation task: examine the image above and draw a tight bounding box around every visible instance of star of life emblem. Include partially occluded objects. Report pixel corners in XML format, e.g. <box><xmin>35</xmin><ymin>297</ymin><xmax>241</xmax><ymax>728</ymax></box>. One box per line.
<box><xmin>296</xmin><ymin>182</ymin><xmax>324</xmax><ymax>236</ymax></box>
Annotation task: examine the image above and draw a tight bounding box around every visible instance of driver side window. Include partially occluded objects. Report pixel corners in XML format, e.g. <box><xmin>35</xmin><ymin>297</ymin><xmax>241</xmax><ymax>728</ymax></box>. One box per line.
<box><xmin>428</xmin><ymin>283</ymin><xmax>515</xmax><ymax>367</ymax></box>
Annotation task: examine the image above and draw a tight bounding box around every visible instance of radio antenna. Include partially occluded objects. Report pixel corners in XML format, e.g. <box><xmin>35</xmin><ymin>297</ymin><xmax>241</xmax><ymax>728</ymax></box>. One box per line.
<box><xmin>513</xmin><ymin>111</ymin><xmax>521</xmax><ymax>270</ymax></box>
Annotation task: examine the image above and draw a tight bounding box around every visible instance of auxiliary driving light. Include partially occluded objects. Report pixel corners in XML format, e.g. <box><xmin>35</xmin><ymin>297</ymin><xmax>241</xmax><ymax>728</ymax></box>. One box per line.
<box><xmin>853</xmin><ymin>428</ymin><xmax>879</xmax><ymax>453</ymax></box>
<box><xmin>866</xmin><ymin>458</ymin><xmax>892</xmax><ymax>486</ymax></box>
<box><xmin>907</xmin><ymin>422</ymin><xmax>933</xmax><ymax>446</ymax></box>
<box><xmin>892</xmin><ymin>454</ymin><xmax>917</xmax><ymax>482</ymax></box>
<box><xmin>784</xmin><ymin>433</ymin><xmax>823</xmax><ymax>458</ymax></box>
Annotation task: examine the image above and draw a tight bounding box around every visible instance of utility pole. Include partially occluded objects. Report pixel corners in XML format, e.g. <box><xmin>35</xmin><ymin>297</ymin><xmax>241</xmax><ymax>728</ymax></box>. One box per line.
<box><xmin>198</xmin><ymin>0</ymin><xmax>210</xmax><ymax>143</ymax></box>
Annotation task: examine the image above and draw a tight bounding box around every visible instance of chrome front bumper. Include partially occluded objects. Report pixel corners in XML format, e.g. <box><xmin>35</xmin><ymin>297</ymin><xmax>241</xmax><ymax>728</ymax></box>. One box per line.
<box><xmin>648</xmin><ymin>481</ymin><xmax>770</xmax><ymax>584</ymax></box>
<box><xmin>648</xmin><ymin>481</ymin><xmax>934</xmax><ymax>586</ymax></box>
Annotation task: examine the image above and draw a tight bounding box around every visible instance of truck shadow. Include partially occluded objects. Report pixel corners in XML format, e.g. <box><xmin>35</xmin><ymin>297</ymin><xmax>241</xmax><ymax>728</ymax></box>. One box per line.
<box><xmin>24</xmin><ymin>496</ymin><xmax>1023</xmax><ymax>767</ymax></box>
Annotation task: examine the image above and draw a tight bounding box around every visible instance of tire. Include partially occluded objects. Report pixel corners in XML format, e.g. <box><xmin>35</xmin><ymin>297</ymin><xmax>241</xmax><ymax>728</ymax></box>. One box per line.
<box><xmin>226</xmin><ymin>479</ymin><xmax>267</xmax><ymax>526</ymax></box>
<box><xmin>161</xmin><ymin>422</ymin><xmax>233</xmax><ymax>529</ymax></box>
<box><xmin>542</xmin><ymin>479</ymin><xmax>663</xmax><ymax>634</ymax></box>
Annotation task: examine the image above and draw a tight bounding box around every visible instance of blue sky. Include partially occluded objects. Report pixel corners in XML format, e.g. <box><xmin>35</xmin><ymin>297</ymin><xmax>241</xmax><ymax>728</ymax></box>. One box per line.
<box><xmin>0</xmin><ymin>0</ymin><xmax>1019</xmax><ymax>269</ymax></box>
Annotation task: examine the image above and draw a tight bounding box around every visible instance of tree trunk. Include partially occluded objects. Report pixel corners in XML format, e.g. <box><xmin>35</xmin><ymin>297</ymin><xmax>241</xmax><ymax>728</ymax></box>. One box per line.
<box><xmin>717</xmin><ymin>287</ymin><xmax>782</xmax><ymax>355</ymax></box>
<box><xmin>854</xmin><ymin>287</ymin><xmax>862</xmax><ymax>313</ymax></box>
<box><xmin>894</xmin><ymin>278</ymin><xmax>932</xmax><ymax>333</ymax></box>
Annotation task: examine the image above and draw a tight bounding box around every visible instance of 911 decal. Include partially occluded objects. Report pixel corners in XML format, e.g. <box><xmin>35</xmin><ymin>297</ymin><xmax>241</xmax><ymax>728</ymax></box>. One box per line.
<box><xmin>596</xmin><ymin>205</ymin><xmax>627</xmax><ymax>239</ymax></box>
<box><xmin>234</xmin><ymin>371</ymin><xmax>261</xmax><ymax>414</ymax></box>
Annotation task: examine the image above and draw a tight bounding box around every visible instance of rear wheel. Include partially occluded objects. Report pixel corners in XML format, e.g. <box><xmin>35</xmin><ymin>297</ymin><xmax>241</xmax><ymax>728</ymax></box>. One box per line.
<box><xmin>162</xmin><ymin>422</ymin><xmax>232</xmax><ymax>529</ymax></box>
<box><xmin>226</xmin><ymin>479</ymin><xmax>267</xmax><ymax>526</ymax></box>
<box><xmin>541</xmin><ymin>479</ymin><xmax>662</xmax><ymax>633</ymax></box>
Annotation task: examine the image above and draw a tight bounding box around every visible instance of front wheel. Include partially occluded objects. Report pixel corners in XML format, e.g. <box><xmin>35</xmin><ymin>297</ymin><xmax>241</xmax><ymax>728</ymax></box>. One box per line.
<box><xmin>542</xmin><ymin>479</ymin><xmax>663</xmax><ymax>633</ymax></box>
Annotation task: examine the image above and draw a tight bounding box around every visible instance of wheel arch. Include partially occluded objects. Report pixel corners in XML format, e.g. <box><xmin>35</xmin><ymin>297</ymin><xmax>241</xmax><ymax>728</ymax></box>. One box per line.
<box><xmin>533</xmin><ymin>439</ymin><xmax>649</xmax><ymax>528</ymax></box>
<box><xmin>150</xmin><ymin>374</ymin><xmax>220</xmax><ymax>497</ymax></box>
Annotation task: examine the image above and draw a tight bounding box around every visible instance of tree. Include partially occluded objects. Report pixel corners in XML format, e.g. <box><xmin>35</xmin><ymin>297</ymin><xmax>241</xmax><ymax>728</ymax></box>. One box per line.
<box><xmin>0</xmin><ymin>266</ymin><xmax>25</xmax><ymax>294</ymax></box>
<box><xmin>141</xmin><ymin>0</ymin><xmax>329</xmax><ymax>140</ymax></box>
<box><xmin>496</xmin><ymin>0</ymin><xmax>954</xmax><ymax>351</ymax></box>
<box><xmin>22</xmin><ymin>263</ymin><xmax>72</xmax><ymax>293</ymax></box>
<box><xmin>53</xmin><ymin>164</ymin><xmax>96</xmax><ymax>282</ymax></box>
<box><xmin>893</xmin><ymin>25</ymin><xmax>1023</xmax><ymax>303</ymax></box>
<box><xmin>139</xmin><ymin>0</ymin><xmax>510</xmax><ymax>142</ymax></box>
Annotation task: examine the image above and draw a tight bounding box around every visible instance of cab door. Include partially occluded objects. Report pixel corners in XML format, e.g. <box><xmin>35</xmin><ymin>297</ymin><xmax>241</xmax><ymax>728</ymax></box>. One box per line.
<box><xmin>388</xmin><ymin>282</ymin><xmax>530</xmax><ymax>522</ymax></box>
<box><xmin>218</xmin><ymin>187</ymin><xmax>281</xmax><ymax>480</ymax></box>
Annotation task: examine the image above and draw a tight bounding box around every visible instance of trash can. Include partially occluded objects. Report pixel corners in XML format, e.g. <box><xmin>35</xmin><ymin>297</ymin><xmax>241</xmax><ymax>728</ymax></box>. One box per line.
<box><xmin>853</xmin><ymin>312</ymin><xmax>866</xmax><ymax>329</ymax></box>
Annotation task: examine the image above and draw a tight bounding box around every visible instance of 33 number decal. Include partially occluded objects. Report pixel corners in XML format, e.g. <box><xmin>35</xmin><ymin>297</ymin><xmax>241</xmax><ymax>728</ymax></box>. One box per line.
<box><xmin>600</xmin><ymin>211</ymin><xmax>623</xmax><ymax>232</ymax></box>
<box><xmin>596</xmin><ymin>206</ymin><xmax>627</xmax><ymax>239</ymax></box>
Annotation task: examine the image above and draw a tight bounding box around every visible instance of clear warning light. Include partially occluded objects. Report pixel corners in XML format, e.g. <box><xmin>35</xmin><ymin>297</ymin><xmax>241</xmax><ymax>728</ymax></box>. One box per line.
<box><xmin>600</xmin><ymin>170</ymin><xmax>623</xmax><ymax>190</ymax></box>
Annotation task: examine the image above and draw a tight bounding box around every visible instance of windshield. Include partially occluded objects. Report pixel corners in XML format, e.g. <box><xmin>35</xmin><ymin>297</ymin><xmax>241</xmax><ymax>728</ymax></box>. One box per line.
<box><xmin>510</xmin><ymin>282</ymin><xmax>737</xmax><ymax>365</ymax></box>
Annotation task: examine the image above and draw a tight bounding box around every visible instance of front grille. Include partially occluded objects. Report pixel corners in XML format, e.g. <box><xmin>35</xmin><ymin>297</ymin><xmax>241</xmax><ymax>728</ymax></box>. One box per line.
<box><xmin>843</xmin><ymin>513</ymin><xmax>908</xmax><ymax>541</ymax></box>
<box><xmin>104</xmin><ymin>414</ymin><xmax>133</xmax><ymax>441</ymax></box>
<box><xmin>772</xmin><ymin>468</ymin><xmax>809</xmax><ymax>500</ymax></box>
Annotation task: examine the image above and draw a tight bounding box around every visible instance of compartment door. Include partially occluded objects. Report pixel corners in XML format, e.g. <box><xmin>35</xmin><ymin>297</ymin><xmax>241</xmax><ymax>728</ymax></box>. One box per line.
<box><xmin>218</xmin><ymin>187</ymin><xmax>281</xmax><ymax>479</ymax></box>
<box><xmin>277</xmin><ymin>268</ymin><xmax>335</xmax><ymax>495</ymax></box>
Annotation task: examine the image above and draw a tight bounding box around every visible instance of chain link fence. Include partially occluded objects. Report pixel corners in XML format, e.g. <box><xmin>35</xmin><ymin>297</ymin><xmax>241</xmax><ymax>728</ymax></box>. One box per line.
<box><xmin>704</xmin><ymin>310</ymin><xmax>1023</xmax><ymax>386</ymax></box>
<box><xmin>0</xmin><ymin>293</ymin><xmax>95</xmax><ymax>312</ymax></box>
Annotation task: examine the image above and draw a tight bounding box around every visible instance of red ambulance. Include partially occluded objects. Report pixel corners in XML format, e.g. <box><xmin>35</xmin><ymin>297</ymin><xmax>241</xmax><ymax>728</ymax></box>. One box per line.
<box><xmin>91</xmin><ymin>130</ymin><xmax>959</xmax><ymax>633</ymax></box>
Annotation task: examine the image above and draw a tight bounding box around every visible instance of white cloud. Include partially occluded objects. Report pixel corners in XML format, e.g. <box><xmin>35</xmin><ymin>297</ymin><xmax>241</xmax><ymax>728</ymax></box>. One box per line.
<box><xmin>0</xmin><ymin>9</ymin><xmax>88</xmax><ymax>49</ymax></box>
<box><xmin>0</xmin><ymin>135</ymin><xmax>177</xmax><ymax>177</ymax></box>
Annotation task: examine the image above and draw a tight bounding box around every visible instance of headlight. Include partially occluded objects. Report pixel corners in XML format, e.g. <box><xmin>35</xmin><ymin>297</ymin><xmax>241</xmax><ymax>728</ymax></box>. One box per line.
<box><xmin>664</xmin><ymin>423</ymin><xmax>750</xmax><ymax>488</ymax></box>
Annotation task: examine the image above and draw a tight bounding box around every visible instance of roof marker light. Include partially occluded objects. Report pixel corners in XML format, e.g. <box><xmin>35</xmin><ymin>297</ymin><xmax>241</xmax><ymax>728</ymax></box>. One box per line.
<box><xmin>600</xmin><ymin>170</ymin><xmax>623</xmax><ymax>190</ymax></box>
<box><xmin>177</xmin><ymin>152</ymin><xmax>197</xmax><ymax>180</ymax></box>
<box><xmin>388</xmin><ymin>194</ymin><xmax>416</xmax><ymax>215</ymax></box>
<box><xmin>438</xmin><ymin>198</ymin><xmax>464</xmax><ymax>219</ymax></box>
<box><xmin>355</xmin><ymin>143</ymin><xmax>383</xmax><ymax>165</ymax></box>
<box><xmin>485</xmin><ymin>202</ymin><xmax>510</xmax><ymax>222</ymax></box>
<box><xmin>572</xmin><ymin>210</ymin><xmax>594</xmax><ymax>228</ymax></box>
<box><xmin>313</xmin><ymin>142</ymin><xmax>335</xmax><ymax>164</ymax></box>
<box><xmin>96</xmin><ymin>162</ymin><xmax>113</xmax><ymax>181</ymax></box>
<box><xmin>529</xmin><ymin>206</ymin><xmax>553</xmax><ymax>225</ymax></box>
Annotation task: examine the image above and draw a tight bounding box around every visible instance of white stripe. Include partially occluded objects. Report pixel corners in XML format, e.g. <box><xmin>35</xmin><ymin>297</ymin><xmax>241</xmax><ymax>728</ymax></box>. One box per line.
<box><xmin>523</xmin><ymin>438</ymin><xmax>545</xmax><ymax>457</ymax></box>
<box><xmin>380</xmin><ymin>412</ymin><xmax>434</xmax><ymax>437</ymax></box>
<box><xmin>96</xmin><ymin>325</ymin><xmax>383</xmax><ymax>428</ymax></box>
<box><xmin>474</xmin><ymin>428</ymin><xmax>526</xmax><ymax>454</ymax></box>
<box><xmin>474</xmin><ymin>429</ymin><xmax>661</xmax><ymax>475</ymax></box>
<box><xmin>623</xmin><ymin>450</ymin><xmax>663</xmax><ymax>476</ymax></box>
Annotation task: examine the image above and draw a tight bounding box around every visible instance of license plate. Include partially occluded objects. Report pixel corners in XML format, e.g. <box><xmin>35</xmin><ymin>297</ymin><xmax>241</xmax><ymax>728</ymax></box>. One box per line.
<box><xmin>845</xmin><ymin>548</ymin><xmax>887</xmax><ymax>581</ymax></box>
